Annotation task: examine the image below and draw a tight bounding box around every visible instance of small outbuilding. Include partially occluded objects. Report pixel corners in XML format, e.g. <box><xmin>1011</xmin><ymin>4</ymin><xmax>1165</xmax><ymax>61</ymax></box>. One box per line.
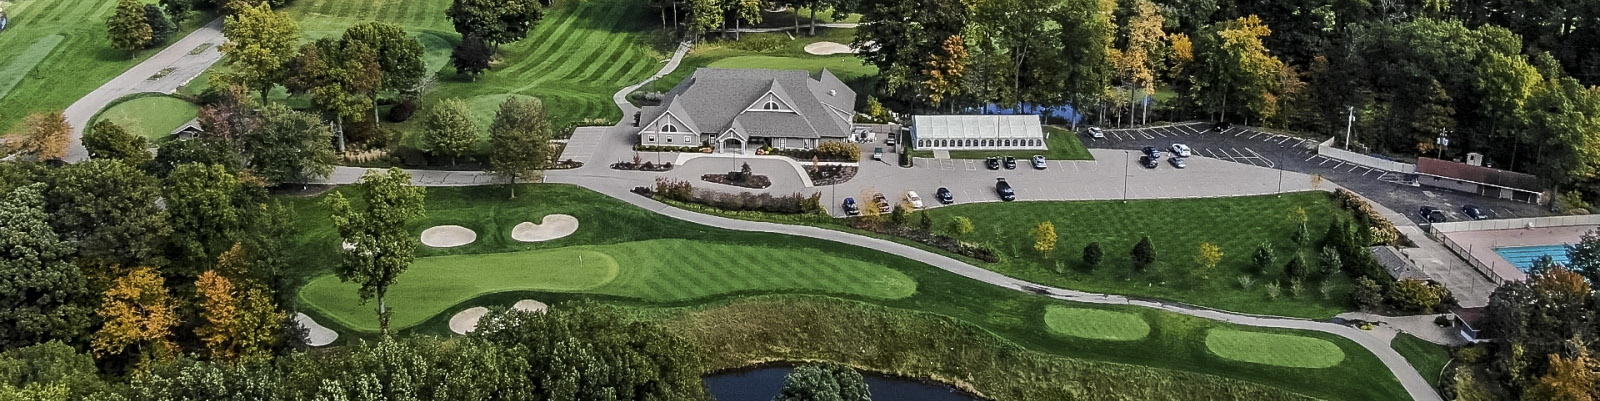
<box><xmin>911</xmin><ymin>115</ymin><xmax>1046</xmax><ymax>151</ymax></box>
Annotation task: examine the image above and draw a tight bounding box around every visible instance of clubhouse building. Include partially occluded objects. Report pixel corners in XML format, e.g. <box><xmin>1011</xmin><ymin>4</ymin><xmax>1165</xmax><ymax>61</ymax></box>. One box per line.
<box><xmin>636</xmin><ymin>68</ymin><xmax>857</xmax><ymax>153</ymax></box>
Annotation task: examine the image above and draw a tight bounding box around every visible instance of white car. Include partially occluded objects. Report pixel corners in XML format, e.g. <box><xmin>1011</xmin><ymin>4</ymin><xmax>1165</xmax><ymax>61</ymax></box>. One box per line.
<box><xmin>905</xmin><ymin>191</ymin><xmax>924</xmax><ymax>209</ymax></box>
<box><xmin>1031</xmin><ymin>155</ymin><xmax>1048</xmax><ymax>169</ymax></box>
<box><xmin>1169</xmin><ymin>143</ymin><xmax>1193</xmax><ymax>157</ymax></box>
<box><xmin>1087</xmin><ymin>127</ymin><xmax>1105</xmax><ymax>138</ymax></box>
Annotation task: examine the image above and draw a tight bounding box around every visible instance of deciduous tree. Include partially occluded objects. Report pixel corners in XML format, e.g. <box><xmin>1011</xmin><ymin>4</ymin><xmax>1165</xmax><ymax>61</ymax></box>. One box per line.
<box><xmin>342</xmin><ymin>23</ymin><xmax>427</xmax><ymax>103</ymax></box>
<box><xmin>9</xmin><ymin>112</ymin><xmax>71</xmax><ymax>161</ymax></box>
<box><xmin>1568</xmin><ymin>228</ymin><xmax>1600</xmax><ymax>283</ymax></box>
<box><xmin>240</xmin><ymin>104</ymin><xmax>336</xmax><ymax>185</ymax></box>
<box><xmin>774</xmin><ymin>364</ymin><xmax>872</xmax><ymax>401</ymax></box>
<box><xmin>165</xmin><ymin>163</ymin><xmax>249</xmax><ymax>274</ymax></box>
<box><xmin>221</xmin><ymin>2</ymin><xmax>301</xmax><ymax>103</ymax></box>
<box><xmin>46</xmin><ymin>160</ymin><xmax>170</xmax><ymax>266</ymax></box>
<box><xmin>107</xmin><ymin>0</ymin><xmax>153</xmax><ymax>58</ymax></box>
<box><xmin>0</xmin><ymin>184</ymin><xmax>92</xmax><ymax>350</ymax></box>
<box><xmin>1526</xmin><ymin>344</ymin><xmax>1598</xmax><ymax>401</ymax></box>
<box><xmin>451</xmin><ymin>34</ymin><xmax>492</xmax><ymax>79</ymax></box>
<box><xmin>948</xmin><ymin>216</ymin><xmax>974</xmax><ymax>236</ymax></box>
<box><xmin>83</xmin><ymin>120</ymin><xmax>152</xmax><ymax>165</ymax></box>
<box><xmin>326</xmin><ymin>168</ymin><xmax>425</xmax><ymax>336</ymax></box>
<box><xmin>285</xmin><ymin>38</ymin><xmax>381</xmax><ymax>148</ymax></box>
<box><xmin>1031</xmin><ymin>221</ymin><xmax>1057</xmax><ymax>255</ymax></box>
<box><xmin>1195</xmin><ymin>242</ymin><xmax>1222</xmax><ymax>277</ymax></box>
<box><xmin>853</xmin><ymin>0</ymin><xmax>967</xmax><ymax>106</ymax></box>
<box><xmin>446</xmin><ymin>0</ymin><xmax>544</xmax><ymax>47</ymax></box>
<box><xmin>488</xmin><ymin>97</ymin><xmax>552</xmax><ymax>197</ymax></box>
<box><xmin>422</xmin><ymin>98</ymin><xmax>479</xmax><ymax>165</ymax></box>
<box><xmin>92</xmin><ymin>266</ymin><xmax>179</xmax><ymax>367</ymax></box>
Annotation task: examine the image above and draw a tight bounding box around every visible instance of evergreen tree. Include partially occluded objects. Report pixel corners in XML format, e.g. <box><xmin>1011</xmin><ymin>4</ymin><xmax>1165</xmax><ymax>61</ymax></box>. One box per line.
<box><xmin>1083</xmin><ymin>242</ymin><xmax>1103</xmax><ymax>270</ymax></box>
<box><xmin>144</xmin><ymin>5</ymin><xmax>176</xmax><ymax>48</ymax></box>
<box><xmin>1130</xmin><ymin>236</ymin><xmax>1155</xmax><ymax>271</ymax></box>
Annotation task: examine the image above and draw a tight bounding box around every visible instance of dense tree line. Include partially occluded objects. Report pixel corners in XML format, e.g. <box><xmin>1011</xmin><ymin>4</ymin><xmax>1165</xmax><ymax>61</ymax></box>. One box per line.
<box><xmin>0</xmin><ymin>304</ymin><xmax>706</xmax><ymax>400</ymax></box>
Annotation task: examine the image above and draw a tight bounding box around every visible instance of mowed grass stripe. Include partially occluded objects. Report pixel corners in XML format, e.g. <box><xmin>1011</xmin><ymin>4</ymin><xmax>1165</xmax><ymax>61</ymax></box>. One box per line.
<box><xmin>500</xmin><ymin>2</ymin><xmax>594</xmax><ymax>76</ymax></box>
<box><xmin>544</xmin><ymin>6</ymin><xmax>631</xmax><ymax>82</ymax></box>
<box><xmin>509</xmin><ymin>5</ymin><xmax>615</xmax><ymax>83</ymax></box>
<box><xmin>0</xmin><ymin>34</ymin><xmax>65</xmax><ymax>99</ymax></box>
<box><xmin>568</xmin><ymin>28</ymin><xmax>632</xmax><ymax>82</ymax></box>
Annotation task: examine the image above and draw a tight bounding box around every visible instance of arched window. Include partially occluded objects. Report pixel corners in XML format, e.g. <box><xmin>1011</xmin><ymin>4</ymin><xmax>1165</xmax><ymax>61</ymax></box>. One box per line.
<box><xmin>763</xmin><ymin>101</ymin><xmax>780</xmax><ymax>110</ymax></box>
<box><xmin>662</xmin><ymin>124</ymin><xmax>678</xmax><ymax>132</ymax></box>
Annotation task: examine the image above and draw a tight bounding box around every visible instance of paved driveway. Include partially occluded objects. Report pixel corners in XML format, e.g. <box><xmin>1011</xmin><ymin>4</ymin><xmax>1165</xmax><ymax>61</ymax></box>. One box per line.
<box><xmin>1089</xmin><ymin>123</ymin><xmax>1548</xmax><ymax>224</ymax></box>
<box><xmin>64</xmin><ymin>18</ymin><xmax>226</xmax><ymax>162</ymax></box>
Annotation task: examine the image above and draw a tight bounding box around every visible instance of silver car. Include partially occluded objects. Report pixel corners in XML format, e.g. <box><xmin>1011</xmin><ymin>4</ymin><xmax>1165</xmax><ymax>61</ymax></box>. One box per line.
<box><xmin>1031</xmin><ymin>155</ymin><xmax>1048</xmax><ymax>169</ymax></box>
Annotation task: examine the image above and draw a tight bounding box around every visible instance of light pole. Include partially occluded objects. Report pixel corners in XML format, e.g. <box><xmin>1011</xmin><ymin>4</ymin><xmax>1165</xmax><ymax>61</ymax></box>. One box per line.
<box><xmin>1123</xmin><ymin>150</ymin><xmax>1130</xmax><ymax>203</ymax></box>
<box><xmin>1344</xmin><ymin>105</ymin><xmax>1355</xmax><ymax>150</ymax></box>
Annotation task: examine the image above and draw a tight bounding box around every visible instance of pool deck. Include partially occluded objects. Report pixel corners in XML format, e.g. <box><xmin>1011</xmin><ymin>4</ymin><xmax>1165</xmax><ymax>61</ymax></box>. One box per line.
<box><xmin>1442</xmin><ymin>225</ymin><xmax>1598</xmax><ymax>281</ymax></box>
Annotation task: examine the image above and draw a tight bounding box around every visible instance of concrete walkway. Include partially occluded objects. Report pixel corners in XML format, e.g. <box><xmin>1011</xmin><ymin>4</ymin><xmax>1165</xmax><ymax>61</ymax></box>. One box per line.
<box><xmin>63</xmin><ymin>18</ymin><xmax>226</xmax><ymax>162</ymax></box>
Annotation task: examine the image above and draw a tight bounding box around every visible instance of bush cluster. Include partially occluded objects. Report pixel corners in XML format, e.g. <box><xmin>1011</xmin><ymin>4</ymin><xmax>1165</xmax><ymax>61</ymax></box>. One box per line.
<box><xmin>1332</xmin><ymin>189</ymin><xmax>1405</xmax><ymax>246</ymax></box>
<box><xmin>767</xmin><ymin>141</ymin><xmax>861</xmax><ymax>162</ymax></box>
<box><xmin>634</xmin><ymin>144</ymin><xmax>706</xmax><ymax>153</ymax></box>
<box><xmin>612</xmin><ymin>160</ymin><xmax>673</xmax><ymax>171</ymax></box>
<box><xmin>847</xmin><ymin>215</ymin><xmax>1000</xmax><ymax>263</ymax></box>
<box><xmin>652</xmin><ymin>178</ymin><xmax>821</xmax><ymax>214</ymax></box>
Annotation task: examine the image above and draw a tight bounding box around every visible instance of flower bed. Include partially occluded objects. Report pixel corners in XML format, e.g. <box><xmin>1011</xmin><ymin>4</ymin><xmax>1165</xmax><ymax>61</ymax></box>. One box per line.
<box><xmin>702</xmin><ymin>172</ymin><xmax>771</xmax><ymax>189</ymax></box>
<box><xmin>805</xmin><ymin>165</ymin><xmax>857</xmax><ymax>186</ymax></box>
<box><xmin>612</xmin><ymin>160</ymin><xmax>673</xmax><ymax>171</ymax></box>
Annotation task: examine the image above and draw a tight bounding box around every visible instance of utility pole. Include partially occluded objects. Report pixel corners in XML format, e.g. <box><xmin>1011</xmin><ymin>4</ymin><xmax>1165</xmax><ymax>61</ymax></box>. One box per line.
<box><xmin>1344</xmin><ymin>105</ymin><xmax>1355</xmax><ymax>150</ymax></box>
<box><xmin>1123</xmin><ymin>150</ymin><xmax>1130</xmax><ymax>203</ymax></box>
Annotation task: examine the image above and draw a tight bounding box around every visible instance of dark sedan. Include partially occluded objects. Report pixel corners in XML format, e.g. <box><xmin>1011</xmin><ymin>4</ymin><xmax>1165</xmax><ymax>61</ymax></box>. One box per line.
<box><xmin>995</xmin><ymin>179</ymin><xmax>1015</xmax><ymax>201</ymax></box>
<box><xmin>1002</xmin><ymin>156</ymin><xmax>1018</xmax><ymax>170</ymax></box>
<box><xmin>841</xmin><ymin>197</ymin><xmax>859</xmax><ymax>215</ymax></box>
<box><xmin>1139</xmin><ymin>155</ymin><xmax>1158</xmax><ymax>169</ymax></box>
<box><xmin>1462</xmin><ymin>205</ymin><xmax>1488</xmax><ymax>220</ymax></box>
<box><xmin>936</xmin><ymin>187</ymin><xmax>954</xmax><ymax>204</ymax></box>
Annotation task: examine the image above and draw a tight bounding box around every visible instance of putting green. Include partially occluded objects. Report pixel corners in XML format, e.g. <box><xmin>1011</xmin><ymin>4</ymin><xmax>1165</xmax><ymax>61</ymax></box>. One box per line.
<box><xmin>1205</xmin><ymin>329</ymin><xmax>1346</xmax><ymax>368</ymax></box>
<box><xmin>1042</xmin><ymin>306</ymin><xmax>1151</xmax><ymax>341</ymax></box>
<box><xmin>94</xmin><ymin>95</ymin><xmax>200</xmax><ymax>141</ymax></box>
<box><xmin>299</xmin><ymin>239</ymin><xmax>917</xmax><ymax>332</ymax></box>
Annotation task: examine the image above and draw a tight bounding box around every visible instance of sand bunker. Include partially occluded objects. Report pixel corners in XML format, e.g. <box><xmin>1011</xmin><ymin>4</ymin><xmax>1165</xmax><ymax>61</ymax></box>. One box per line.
<box><xmin>449</xmin><ymin>306</ymin><xmax>490</xmax><ymax>335</ymax></box>
<box><xmin>421</xmin><ymin>225</ymin><xmax>476</xmax><ymax>248</ymax></box>
<box><xmin>511</xmin><ymin>214</ymin><xmax>579</xmax><ymax>242</ymax></box>
<box><xmin>295</xmin><ymin>313</ymin><xmax>338</xmax><ymax>347</ymax></box>
<box><xmin>804</xmin><ymin>41</ymin><xmax>856</xmax><ymax>55</ymax></box>
<box><xmin>513</xmin><ymin>299</ymin><xmax>548</xmax><ymax>314</ymax></box>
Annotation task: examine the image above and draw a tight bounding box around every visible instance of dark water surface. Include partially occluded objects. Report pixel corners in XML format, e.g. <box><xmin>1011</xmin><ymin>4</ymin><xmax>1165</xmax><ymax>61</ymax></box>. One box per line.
<box><xmin>704</xmin><ymin>366</ymin><xmax>981</xmax><ymax>401</ymax></box>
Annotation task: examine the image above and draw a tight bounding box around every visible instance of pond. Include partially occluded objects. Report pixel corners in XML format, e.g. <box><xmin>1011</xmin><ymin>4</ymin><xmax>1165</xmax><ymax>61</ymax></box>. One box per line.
<box><xmin>705</xmin><ymin>366</ymin><xmax>982</xmax><ymax>401</ymax></box>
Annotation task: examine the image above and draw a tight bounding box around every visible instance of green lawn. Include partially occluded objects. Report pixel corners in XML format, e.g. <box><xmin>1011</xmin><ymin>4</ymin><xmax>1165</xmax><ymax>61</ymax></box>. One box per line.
<box><xmin>706</xmin><ymin>55</ymin><xmax>876</xmax><ymax>81</ymax></box>
<box><xmin>282</xmin><ymin>184</ymin><xmax>1408</xmax><ymax>401</ymax></box>
<box><xmin>298</xmin><ymin>239</ymin><xmax>915</xmax><ymax>331</ymax></box>
<box><xmin>0</xmin><ymin>0</ymin><xmax>211</xmax><ymax>133</ymax></box>
<box><xmin>645</xmin><ymin>28</ymin><xmax>875</xmax><ymax>96</ymax></box>
<box><xmin>1042</xmin><ymin>306</ymin><xmax>1151</xmax><ymax>341</ymax></box>
<box><xmin>924</xmin><ymin>192</ymin><xmax>1353</xmax><ymax>318</ymax></box>
<box><xmin>92</xmin><ymin>94</ymin><xmax>199</xmax><ymax>140</ymax></box>
<box><xmin>1392</xmin><ymin>333</ymin><xmax>1452</xmax><ymax>387</ymax></box>
<box><xmin>1205</xmin><ymin>329</ymin><xmax>1347</xmax><ymax>368</ymax></box>
<box><xmin>911</xmin><ymin>126</ymin><xmax>1094</xmax><ymax>160</ymax></box>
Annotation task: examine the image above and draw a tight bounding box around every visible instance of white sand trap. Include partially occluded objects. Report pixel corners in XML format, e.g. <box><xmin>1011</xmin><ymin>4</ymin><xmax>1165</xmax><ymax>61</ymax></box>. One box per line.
<box><xmin>804</xmin><ymin>41</ymin><xmax>856</xmax><ymax>55</ymax></box>
<box><xmin>511</xmin><ymin>214</ymin><xmax>580</xmax><ymax>242</ymax></box>
<box><xmin>295</xmin><ymin>313</ymin><xmax>338</xmax><ymax>347</ymax></box>
<box><xmin>420</xmin><ymin>225</ymin><xmax>476</xmax><ymax>248</ymax></box>
<box><xmin>449</xmin><ymin>306</ymin><xmax>490</xmax><ymax>335</ymax></box>
<box><xmin>513</xmin><ymin>299</ymin><xmax>548</xmax><ymax>314</ymax></box>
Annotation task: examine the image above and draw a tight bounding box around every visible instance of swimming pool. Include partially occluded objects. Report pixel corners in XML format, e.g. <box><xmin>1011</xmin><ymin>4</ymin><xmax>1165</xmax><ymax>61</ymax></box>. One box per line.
<box><xmin>1494</xmin><ymin>244</ymin><xmax>1573</xmax><ymax>272</ymax></box>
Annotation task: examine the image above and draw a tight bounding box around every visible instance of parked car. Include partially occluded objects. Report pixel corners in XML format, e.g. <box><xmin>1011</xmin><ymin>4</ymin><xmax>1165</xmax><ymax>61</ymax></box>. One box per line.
<box><xmin>872</xmin><ymin>147</ymin><xmax>883</xmax><ymax>160</ymax></box>
<box><xmin>986</xmin><ymin>156</ymin><xmax>1001</xmax><ymax>170</ymax></box>
<box><xmin>841</xmin><ymin>197</ymin><xmax>859</xmax><ymax>215</ymax></box>
<box><xmin>995</xmin><ymin>178</ymin><xmax>1016</xmax><ymax>201</ymax></box>
<box><xmin>1031</xmin><ymin>155</ymin><xmax>1048</xmax><ymax>169</ymax></box>
<box><xmin>1087</xmin><ymin>126</ymin><xmax>1105</xmax><ymax>138</ymax></box>
<box><xmin>1142</xmin><ymin>146</ymin><xmax>1162</xmax><ymax>159</ymax></box>
<box><xmin>1418</xmin><ymin>206</ymin><xmax>1447</xmax><ymax>223</ymax></box>
<box><xmin>1169</xmin><ymin>157</ymin><xmax>1186</xmax><ymax>169</ymax></box>
<box><xmin>1169</xmin><ymin>144</ymin><xmax>1192</xmax><ymax>157</ymax></box>
<box><xmin>906</xmin><ymin>191</ymin><xmax>924</xmax><ymax>209</ymax></box>
<box><xmin>935</xmin><ymin>187</ymin><xmax>954</xmax><ymax>204</ymax></box>
<box><xmin>1462</xmin><ymin>205</ymin><xmax>1488</xmax><ymax>220</ymax></box>
<box><xmin>1139</xmin><ymin>155</ymin><xmax>1158</xmax><ymax>169</ymax></box>
<box><xmin>1212</xmin><ymin>121</ymin><xmax>1233</xmax><ymax>131</ymax></box>
<box><xmin>1003</xmin><ymin>156</ymin><xmax>1018</xmax><ymax>169</ymax></box>
<box><xmin>872</xmin><ymin>193</ymin><xmax>891</xmax><ymax>213</ymax></box>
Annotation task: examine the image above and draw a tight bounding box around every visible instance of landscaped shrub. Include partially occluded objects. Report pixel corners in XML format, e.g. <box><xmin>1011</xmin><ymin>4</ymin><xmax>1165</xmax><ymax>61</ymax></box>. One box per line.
<box><xmin>387</xmin><ymin>100</ymin><xmax>418</xmax><ymax>122</ymax></box>
<box><xmin>769</xmin><ymin>141</ymin><xmax>861</xmax><ymax>162</ymax></box>
<box><xmin>634</xmin><ymin>144</ymin><xmax>705</xmax><ymax>153</ymax></box>
<box><xmin>805</xmin><ymin>165</ymin><xmax>857</xmax><ymax>185</ymax></box>
<box><xmin>1252</xmin><ymin>243</ymin><xmax>1276</xmax><ymax>276</ymax></box>
<box><xmin>1130</xmin><ymin>236</ymin><xmax>1155</xmax><ymax>271</ymax></box>
<box><xmin>653</xmin><ymin>178</ymin><xmax>819</xmax><ymax>214</ymax></box>
<box><xmin>1083</xmin><ymin>242</ymin><xmax>1103</xmax><ymax>270</ymax></box>
<box><xmin>728</xmin><ymin>34</ymin><xmax>785</xmax><ymax>52</ymax></box>
<box><xmin>1388</xmin><ymin>278</ymin><xmax>1446</xmax><ymax>312</ymax></box>
<box><xmin>1332</xmin><ymin>189</ymin><xmax>1405</xmax><ymax>246</ymax></box>
<box><xmin>1352</xmin><ymin>277</ymin><xmax>1384</xmax><ymax>312</ymax></box>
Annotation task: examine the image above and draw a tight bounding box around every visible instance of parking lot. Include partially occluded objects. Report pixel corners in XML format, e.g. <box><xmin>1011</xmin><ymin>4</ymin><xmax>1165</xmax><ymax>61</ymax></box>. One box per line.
<box><xmin>1086</xmin><ymin>122</ymin><xmax>1548</xmax><ymax>223</ymax></box>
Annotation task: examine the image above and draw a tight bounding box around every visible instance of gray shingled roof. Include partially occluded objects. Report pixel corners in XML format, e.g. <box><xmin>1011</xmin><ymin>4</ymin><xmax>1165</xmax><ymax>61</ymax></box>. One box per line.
<box><xmin>640</xmin><ymin>68</ymin><xmax>856</xmax><ymax>139</ymax></box>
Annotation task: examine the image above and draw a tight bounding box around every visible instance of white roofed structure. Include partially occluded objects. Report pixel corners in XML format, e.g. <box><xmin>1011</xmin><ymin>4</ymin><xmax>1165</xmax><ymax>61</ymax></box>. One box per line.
<box><xmin>911</xmin><ymin>115</ymin><xmax>1046</xmax><ymax>150</ymax></box>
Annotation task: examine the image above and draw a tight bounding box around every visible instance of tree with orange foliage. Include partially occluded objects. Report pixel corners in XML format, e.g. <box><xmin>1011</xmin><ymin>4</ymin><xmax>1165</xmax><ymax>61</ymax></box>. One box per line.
<box><xmin>195</xmin><ymin>270</ymin><xmax>242</xmax><ymax>360</ymax></box>
<box><xmin>1527</xmin><ymin>338</ymin><xmax>1599</xmax><ymax>401</ymax></box>
<box><xmin>199</xmin><ymin>251</ymin><xmax>286</xmax><ymax>361</ymax></box>
<box><xmin>92</xmin><ymin>266</ymin><xmax>178</xmax><ymax>367</ymax></box>
<box><xmin>922</xmin><ymin>35</ymin><xmax>967</xmax><ymax>107</ymax></box>
<box><xmin>6</xmin><ymin>112</ymin><xmax>71</xmax><ymax>161</ymax></box>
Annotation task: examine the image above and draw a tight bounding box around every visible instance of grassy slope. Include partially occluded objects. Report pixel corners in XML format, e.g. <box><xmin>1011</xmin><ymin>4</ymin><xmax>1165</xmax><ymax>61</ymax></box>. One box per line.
<box><xmin>283</xmin><ymin>184</ymin><xmax>1408</xmax><ymax>401</ymax></box>
<box><xmin>925</xmin><ymin>192</ymin><xmax>1353</xmax><ymax>318</ymax></box>
<box><xmin>92</xmin><ymin>94</ymin><xmax>199</xmax><ymax>140</ymax></box>
<box><xmin>1392</xmin><ymin>333</ymin><xmax>1452</xmax><ymax>387</ymax></box>
<box><xmin>645</xmin><ymin>28</ymin><xmax>876</xmax><ymax>95</ymax></box>
<box><xmin>0</xmin><ymin>0</ymin><xmax>210</xmax><ymax>133</ymax></box>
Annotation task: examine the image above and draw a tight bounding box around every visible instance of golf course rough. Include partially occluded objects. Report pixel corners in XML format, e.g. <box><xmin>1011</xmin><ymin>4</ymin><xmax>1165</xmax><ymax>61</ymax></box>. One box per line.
<box><xmin>299</xmin><ymin>239</ymin><xmax>918</xmax><ymax>332</ymax></box>
<box><xmin>1042</xmin><ymin>306</ymin><xmax>1152</xmax><ymax>341</ymax></box>
<box><xmin>1204</xmin><ymin>328</ymin><xmax>1347</xmax><ymax>368</ymax></box>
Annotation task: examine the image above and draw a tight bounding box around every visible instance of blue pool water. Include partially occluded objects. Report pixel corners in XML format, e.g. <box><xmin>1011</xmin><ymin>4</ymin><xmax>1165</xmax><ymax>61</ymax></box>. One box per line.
<box><xmin>1494</xmin><ymin>244</ymin><xmax>1573</xmax><ymax>272</ymax></box>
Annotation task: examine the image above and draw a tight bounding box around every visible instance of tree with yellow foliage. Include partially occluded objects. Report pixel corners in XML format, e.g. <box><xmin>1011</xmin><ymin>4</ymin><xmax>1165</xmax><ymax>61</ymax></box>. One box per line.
<box><xmin>6</xmin><ymin>112</ymin><xmax>71</xmax><ymax>161</ymax></box>
<box><xmin>1195</xmin><ymin>242</ymin><xmax>1223</xmax><ymax>278</ymax></box>
<box><xmin>195</xmin><ymin>270</ymin><xmax>241</xmax><ymax>360</ymax></box>
<box><xmin>92</xmin><ymin>266</ymin><xmax>178</xmax><ymax>367</ymax></box>
<box><xmin>1527</xmin><ymin>339</ymin><xmax>1598</xmax><ymax>401</ymax></box>
<box><xmin>1032</xmin><ymin>221</ymin><xmax>1057</xmax><ymax>256</ymax></box>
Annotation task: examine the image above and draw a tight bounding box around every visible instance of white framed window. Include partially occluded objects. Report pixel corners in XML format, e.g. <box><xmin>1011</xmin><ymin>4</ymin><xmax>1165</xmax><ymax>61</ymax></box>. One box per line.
<box><xmin>686</xmin><ymin>135</ymin><xmax>695</xmax><ymax>143</ymax></box>
<box><xmin>647</xmin><ymin>135</ymin><xmax>656</xmax><ymax>142</ymax></box>
<box><xmin>666</xmin><ymin>137</ymin><xmax>673</xmax><ymax>143</ymax></box>
<box><xmin>763</xmin><ymin>101</ymin><xmax>780</xmax><ymax>110</ymax></box>
<box><xmin>662</xmin><ymin>124</ymin><xmax>678</xmax><ymax>132</ymax></box>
